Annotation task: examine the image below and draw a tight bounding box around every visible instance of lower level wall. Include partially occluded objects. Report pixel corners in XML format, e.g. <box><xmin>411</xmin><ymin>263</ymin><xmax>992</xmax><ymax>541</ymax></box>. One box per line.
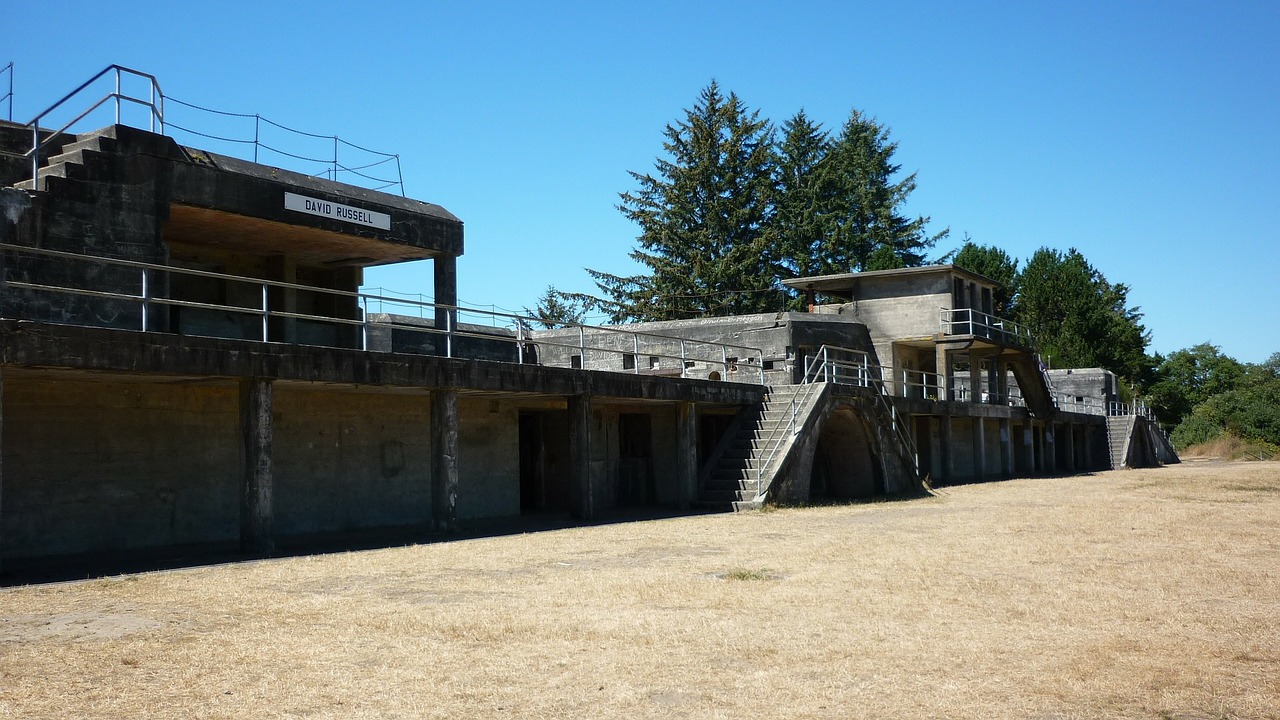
<box><xmin>2</xmin><ymin>375</ymin><xmax>241</xmax><ymax>559</ymax></box>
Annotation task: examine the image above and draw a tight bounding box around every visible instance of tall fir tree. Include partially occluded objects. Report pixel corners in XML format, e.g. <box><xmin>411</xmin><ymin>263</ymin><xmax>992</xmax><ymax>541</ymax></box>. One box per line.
<box><xmin>820</xmin><ymin>110</ymin><xmax>946</xmax><ymax>272</ymax></box>
<box><xmin>773</xmin><ymin>110</ymin><xmax>833</xmax><ymax>281</ymax></box>
<box><xmin>584</xmin><ymin>82</ymin><xmax>786</xmax><ymax>322</ymax></box>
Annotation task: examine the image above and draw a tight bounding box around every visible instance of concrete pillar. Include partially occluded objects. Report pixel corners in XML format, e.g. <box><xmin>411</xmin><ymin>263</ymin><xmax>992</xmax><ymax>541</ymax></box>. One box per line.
<box><xmin>935</xmin><ymin>346</ymin><xmax>950</xmax><ymax>400</ymax></box>
<box><xmin>431</xmin><ymin>387</ymin><xmax>459</xmax><ymax>532</ymax></box>
<box><xmin>1065</xmin><ymin>423</ymin><xmax>1077</xmax><ymax>473</ymax></box>
<box><xmin>434</xmin><ymin>256</ymin><xmax>458</xmax><ymax>356</ymax></box>
<box><xmin>969</xmin><ymin>354</ymin><xmax>983</xmax><ymax>404</ymax></box>
<box><xmin>239</xmin><ymin>377</ymin><xmax>274</xmax><ymax>555</ymax></box>
<box><xmin>972</xmin><ymin>416</ymin><xmax>986</xmax><ymax>482</ymax></box>
<box><xmin>999</xmin><ymin>417</ymin><xmax>1013</xmax><ymax>478</ymax></box>
<box><xmin>987</xmin><ymin>357</ymin><xmax>1001</xmax><ymax>404</ymax></box>
<box><xmin>675</xmin><ymin>402</ymin><xmax>698</xmax><ymax>510</ymax></box>
<box><xmin>1046</xmin><ymin>423</ymin><xmax>1058</xmax><ymax>474</ymax></box>
<box><xmin>939</xmin><ymin>411</ymin><xmax>953</xmax><ymax>484</ymax></box>
<box><xmin>1020</xmin><ymin>418</ymin><xmax>1035</xmax><ymax>474</ymax></box>
<box><xmin>266</xmin><ymin>255</ymin><xmax>298</xmax><ymax>344</ymax></box>
<box><xmin>568</xmin><ymin>395</ymin><xmax>595</xmax><ymax>520</ymax></box>
<box><xmin>0</xmin><ymin>368</ymin><xmax>4</xmax><ymax>576</ymax></box>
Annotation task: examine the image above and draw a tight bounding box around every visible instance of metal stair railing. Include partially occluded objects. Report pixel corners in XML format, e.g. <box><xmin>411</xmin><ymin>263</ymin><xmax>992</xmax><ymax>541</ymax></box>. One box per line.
<box><xmin>20</xmin><ymin>65</ymin><xmax>162</xmax><ymax>185</ymax></box>
<box><xmin>753</xmin><ymin>345</ymin><xmax>923</xmax><ymax>500</ymax></box>
<box><xmin>13</xmin><ymin>64</ymin><xmax>406</xmax><ymax>196</ymax></box>
<box><xmin>2</xmin><ymin>62</ymin><xmax>13</xmax><ymax>122</ymax></box>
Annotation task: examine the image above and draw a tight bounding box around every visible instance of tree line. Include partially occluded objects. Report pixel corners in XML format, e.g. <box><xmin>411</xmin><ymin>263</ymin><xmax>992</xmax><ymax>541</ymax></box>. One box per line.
<box><xmin>529</xmin><ymin>81</ymin><xmax>1274</xmax><ymax>454</ymax></box>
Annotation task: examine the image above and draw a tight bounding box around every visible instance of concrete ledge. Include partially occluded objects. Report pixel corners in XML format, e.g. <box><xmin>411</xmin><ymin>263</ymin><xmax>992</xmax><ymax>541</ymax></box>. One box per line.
<box><xmin>0</xmin><ymin>320</ymin><xmax>767</xmax><ymax>403</ymax></box>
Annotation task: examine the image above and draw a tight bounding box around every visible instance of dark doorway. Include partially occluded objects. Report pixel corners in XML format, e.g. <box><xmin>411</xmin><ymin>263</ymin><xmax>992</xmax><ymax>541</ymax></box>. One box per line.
<box><xmin>519</xmin><ymin>411</ymin><xmax>570</xmax><ymax>513</ymax></box>
<box><xmin>811</xmin><ymin>407</ymin><xmax>883</xmax><ymax>499</ymax></box>
<box><xmin>617</xmin><ymin>413</ymin><xmax>654</xmax><ymax>506</ymax></box>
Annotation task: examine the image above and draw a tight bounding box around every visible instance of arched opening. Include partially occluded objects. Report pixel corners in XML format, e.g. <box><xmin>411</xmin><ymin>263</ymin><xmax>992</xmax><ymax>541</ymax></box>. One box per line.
<box><xmin>810</xmin><ymin>406</ymin><xmax>883</xmax><ymax>500</ymax></box>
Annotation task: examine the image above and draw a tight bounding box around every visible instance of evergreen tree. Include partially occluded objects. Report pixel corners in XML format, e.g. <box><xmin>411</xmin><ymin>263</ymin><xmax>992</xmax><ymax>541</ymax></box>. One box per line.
<box><xmin>1016</xmin><ymin>247</ymin><xmax>1150</xmax><ymax>383</ymax></box>
<box><xmin>773</xmin><ymin>110</ymin><xmax>833</xmax><ymax>280</ymax></box>
<box><xmin>524</xmin><ymin>285</ymin><xmax>586</xmax><ymax>329</ymax></box>
<box><xmin>820</xmin><ymin>110</ymin><xmax>946</xmax><ymax>272</ymax></box>
<box><xmin>586</xmin><ymin>82</ymin><xmax>786</xmax><ymax>322</ymax></box>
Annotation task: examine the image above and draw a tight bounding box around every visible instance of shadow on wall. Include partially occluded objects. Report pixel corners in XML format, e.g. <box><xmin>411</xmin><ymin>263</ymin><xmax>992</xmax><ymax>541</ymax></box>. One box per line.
<box><xmin>810</xmin><ymin>406</ymin><xmax>884</xmax><ymax>500</ymax></box>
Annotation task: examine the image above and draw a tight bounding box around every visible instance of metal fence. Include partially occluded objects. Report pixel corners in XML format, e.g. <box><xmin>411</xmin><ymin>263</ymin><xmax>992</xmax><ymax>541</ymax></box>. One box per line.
<box><xmin>940</xmin><ymin>306</ymin><xmax>1033</xmax><ymax>347</ymax></box>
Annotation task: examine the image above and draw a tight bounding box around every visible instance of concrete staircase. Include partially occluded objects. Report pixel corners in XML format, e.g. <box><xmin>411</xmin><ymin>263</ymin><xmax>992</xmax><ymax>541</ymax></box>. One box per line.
<box><xmin>1105</xmin><ymin>415</ymin><xmax>1134</xmax><ymax>469</ymax></box>
<box><xmin>697</xmin><ymin>384</ymin><xmax>815</xmax><ymax>512</ymax></box>
<box><xmin>12</xmin><ymin>127</ymin><xmax>117</xmax><ymax>191</ymax></box>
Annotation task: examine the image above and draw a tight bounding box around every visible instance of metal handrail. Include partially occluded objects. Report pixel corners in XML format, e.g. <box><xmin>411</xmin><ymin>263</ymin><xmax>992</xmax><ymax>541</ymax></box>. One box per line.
<box><xmin>752</xmin><ymin>345</ymin><xmax>925</xmax><ymax>499</ymax></box>
<box><xmin>2</xmin><ymin>62</ymin><xmax>12</xmax><ymax>122</ymax></box>
<box><xmin>0</xmin><ymin>242</ymin><xmax>766</xmax><ymax>384</ymax></box>
<box><xmin>17</xmin><ymin>65</ymin><xmax>404</xmax><ymax>196</ymax></box>
<box><xmin>900</xmin><ymin>367</ymin><xmax>943</xmax><ymax>400</ymax></box>
<box><xmin>22</xmin><ymin>65</ymin><xmax>162</xmax><ymax>184</ymax></box>
<box><xmin>939</xmin><ymin>306</ymin><xmax>1033</xmax><ymax>347</ymax></box>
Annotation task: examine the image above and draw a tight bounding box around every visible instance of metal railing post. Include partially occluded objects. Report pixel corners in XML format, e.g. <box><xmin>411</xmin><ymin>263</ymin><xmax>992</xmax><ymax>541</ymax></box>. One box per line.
<box><xmin>679</xmin><ymin>339</ymin><xmax>687</xmax><ymax>378</ymax></box>
<box><xmin>359</xmin><ymin>299</ymin><xmax>368</xmax><ymax>351</ymax></box>
<box><xmin>632</xmin><ymin>333</ymin><xmax>640</xmax><ymax>374</ymax></box>
<box><xmin>445</xmin><ymin>310</ymin><xmax>453</xmax><ymax>359</ymax></box>
<box><xmin>253</xmin><ymin>115</ymin><xmax>260</xmax><ymax>164</ymax></box>
<box><xmin>114</xmin><ymin>67</ymin><xmax>121</xmax><ymax>125</ymax></box>
<box><xmin>516</xmin><ymin>321</ymin><xmax>524</xmax><ymax>365</ymax></box>
<box><xmin>578</xmin><ymin>325</ymin><xmax>585</xmax><ymax>367</ymax></box>
<box><xmin>260</xmin><ymin>283</ymin><xmax>269</xmax><ymax>341</ymax></box>
<box><xmin>140</xmin><ymin>269</ymin><xmax>150</xmax><ymax>332</ymax></box>
<box><xmin>721</xmin><ymin>345</ymin><xmax>728</xmax><ymax>378</ymax></box>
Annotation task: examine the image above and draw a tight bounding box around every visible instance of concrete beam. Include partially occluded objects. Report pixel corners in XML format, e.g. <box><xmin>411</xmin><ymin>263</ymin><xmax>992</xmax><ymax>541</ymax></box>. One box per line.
<box><xmin>676</xmin><ymin>402</ymin><xmax>697</xmax><ymax>509</ymax></box>
<box><xmin>431</xmin><ymin>387</ymin><xmax>459</xmax><ymax>532</ymax></box>
<box><xmin>568</xmin><ymin>395</ymin><xmax>594</xmax><ymax>520</ymax></box>
<box><xmin>239</xmin><ymin>377</ymin><xmax>274</xmax><ymax>555</ymax></box>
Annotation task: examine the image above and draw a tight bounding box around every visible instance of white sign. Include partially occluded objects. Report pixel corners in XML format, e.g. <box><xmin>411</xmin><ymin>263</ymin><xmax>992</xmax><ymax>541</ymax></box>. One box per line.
<box><xmin>284</xmin><ymin>192</ymin><xmax>391</xmax><ymax>230</ymax></box>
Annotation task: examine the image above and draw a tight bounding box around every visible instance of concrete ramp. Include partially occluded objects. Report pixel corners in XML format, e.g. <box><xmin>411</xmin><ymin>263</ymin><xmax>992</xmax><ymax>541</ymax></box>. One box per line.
<box><xmin>1007</xmin><ymin>354</ymin><xmax>1056</xmax><ymax>417</ymax></box>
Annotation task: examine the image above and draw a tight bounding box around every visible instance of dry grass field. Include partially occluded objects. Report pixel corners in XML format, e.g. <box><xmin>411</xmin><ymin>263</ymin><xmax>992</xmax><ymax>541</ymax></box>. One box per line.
<box><xmin>2</xmin><ymin>460</ymin><xmax>1278</xmax><ymax>719</ymax></box>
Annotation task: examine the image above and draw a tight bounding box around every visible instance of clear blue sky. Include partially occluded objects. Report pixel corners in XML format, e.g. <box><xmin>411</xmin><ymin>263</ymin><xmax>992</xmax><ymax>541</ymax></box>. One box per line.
<box><xmin>5</xmin><ymin>1</ymin><xmax>1277</xmax><ymax>363</ymax></box>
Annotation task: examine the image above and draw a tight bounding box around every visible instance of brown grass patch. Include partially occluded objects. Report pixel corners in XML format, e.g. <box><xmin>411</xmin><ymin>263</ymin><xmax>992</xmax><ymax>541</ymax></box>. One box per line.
<box><xmin>2</xmin><ymin>462</ymin><xmax>1279</xmax><ymax>719</ymax></box>
<box><xmin>1182</xmin><ymin>434</ymin><xmax>1279</xmax><ymax>461</ymax></box>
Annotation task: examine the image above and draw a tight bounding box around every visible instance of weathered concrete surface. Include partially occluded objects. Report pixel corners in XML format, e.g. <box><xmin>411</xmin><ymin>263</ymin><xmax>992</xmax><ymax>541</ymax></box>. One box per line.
<box><xmin>0</xmin><ymin>321</ymin><xmax>767</xmax><ymax>405</ymax></box>
<box><xmin>239</xmin><ymin>378</ymin><xmax>274</xmax><ymax>554</ymax></box>
<box><xmin>431</xmin><ymin>388</ymin><xmax>459</xmax><ymax>532</ymax></box>
<box><xmin>1</xmin><ymin>372</ymin><xmax>241</xmax><ymax>559</ymax></box>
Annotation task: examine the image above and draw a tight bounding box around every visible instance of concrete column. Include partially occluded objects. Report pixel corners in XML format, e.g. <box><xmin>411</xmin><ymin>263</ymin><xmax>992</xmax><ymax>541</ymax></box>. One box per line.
<box><xmin>1065</xmin><ymin>423</ymin><xmax>1077</xmax><ymax>473</ymax></box>
<box><xmin>239</xmin><ymin>377</ymin><xmax>274</xmax><ymax>555</ymax></box>
<box><xmin>0</xmin><ymin>368</ymin><xmax>5</xmax><ymax>576</ymax></box>
<box><xmin>1020</xmin><ymin>418</ymin><xmax>1035</xmax><ymax>474</ymax></box>
<box><xmin>972</xmin><ymin>416</ymin><xmax>986</xmax><ymax>482</ymax></box>
<box><xmin>431</xmin><ymin>387</ymin><xmax>459</xmax><ymax>532</ymax></box>
<box><xmin>939</xmin><ymin>411</ymin><xmax>953</xmax><ymax>484</ymax></box>
<box><xmin>935</xmin><ymin>346</ymin><xmax>950</xmax><ymax>400</ymax></box>
<box><xmin>1046</xmin><ymin>423</ymin><xmax>1058</xmax><ymax>474</ymax></box>
<box><xmin>999</xmin><ymin>417</ymin><xmax>1013</xmax><ymax>478</ymax></box>
<box><xmin>969</xmin><ymin>353</ymin><xmax>983</xmax><ymax>403</ymax></box>
<box><xmin>987</xmin><ymin>357</ymin><xmax>1001</xmax><ymax>404</ymax></box>
<box><xmin>675</xmin><ymin>402</ymin><xmax>698</xmax><ymax>510</ymax></box>
<box><xmin>266</xmin><ymin>255</ymin><xmax>298</xmax><ymax>344</ymax></box>
<box><xmin>434</xmin><ymin>256</ymin><xmax>458</xmax><ymax>356</ymax></box>
<box><xmin>568</xmin><ymin>395</ymin><xmax>595</xmax><ymax>520</ymax></box>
